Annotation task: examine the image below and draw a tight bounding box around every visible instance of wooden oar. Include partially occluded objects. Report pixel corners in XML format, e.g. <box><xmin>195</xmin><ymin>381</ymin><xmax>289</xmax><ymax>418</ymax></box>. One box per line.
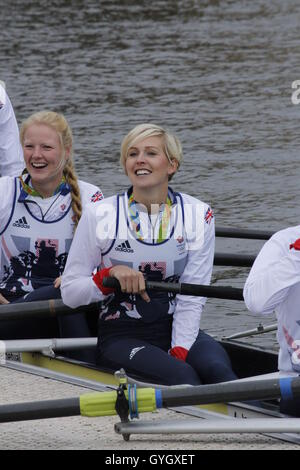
<box><xmin>0</xmin><ymin>375</ymin><xmax>299</xmax><ymax>423</ymax></box>
<box><xmin>216</xmin><ymin>226</ymin><xmax>275</xmax><ymax>240</ymax></box>
<box><xmin>103</xmin><ymin>277</ymin><xmax>244</xmax><ymax>300</ymax></box>
<box><xmin>0</xmin><ymin>299</ymin><xmax>97</xmax><ymax>322</ymax></box>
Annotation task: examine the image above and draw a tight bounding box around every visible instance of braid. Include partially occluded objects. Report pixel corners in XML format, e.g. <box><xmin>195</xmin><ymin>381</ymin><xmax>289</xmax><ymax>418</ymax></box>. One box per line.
<box><xmin>64</xmin><ymin>160</ymin><xmax>82</xmax><ymax>230</ymax></box>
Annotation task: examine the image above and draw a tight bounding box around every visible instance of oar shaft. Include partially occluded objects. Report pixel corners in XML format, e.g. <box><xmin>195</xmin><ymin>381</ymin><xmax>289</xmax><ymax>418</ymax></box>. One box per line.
<box><xmin>176</xmin><ymin>282</ymin><xmax>243</xmax><ymax>300</ymax></box>
<box><xmin>216</xmin><ymin>226</ymin><xmax>275</xmax><ymax>240</ymax></box>
<box><xmin>1</xmin><ymin>376</ymin><xmax>300</xmax><ymax>423</ymax></box>
<box><xmin>159</xmin><ymin>376</ymin><xmax>300</xmax><ymax>408</ymax></box>
<box><xmin>103</xmin><ymin>277</ymin><xmax>244</xmax><ymax>301</ymax></box>
<box><xmin>0</xmin><ymin>275</ymin><xmax>244</xmax><ymax>324</ymax></box>
<box><xmin>214</xmin><ymin>253</ymin><xmax>256</xmax><ymax>267</ymax></box>
<box><xmin>0</xmin><ymin>299</ymin><xmax>97</xmax><ymax>322</ymax></box>
<box><xmin>0</xmin><ymin>397</ymin><xmax>80</xmax><ymax>423</ymax></box>
<box><xmin>0</xmin><ymin>389</ymin><xmax>158</xmax><ymax>423</ymax></box>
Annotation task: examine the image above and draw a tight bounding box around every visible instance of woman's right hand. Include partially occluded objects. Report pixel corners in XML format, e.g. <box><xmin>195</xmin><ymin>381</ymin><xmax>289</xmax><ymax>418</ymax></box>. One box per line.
<box><xmin>0</xmin><ymin>293</ymin><xmax>10</xmax><ymax>304</ymax></box>
<box><xmin>109</xmin><ymin>265</ymin><xmax>150</xmax><ymax>303</ymax></box>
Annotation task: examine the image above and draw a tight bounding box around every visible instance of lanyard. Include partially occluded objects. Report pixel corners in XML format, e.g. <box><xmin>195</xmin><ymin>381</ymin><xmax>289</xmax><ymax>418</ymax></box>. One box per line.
<box><xmin>18</xmin><ymin>170</ymin><xmax>68</xmax><ymax>198</ymax></box>
<box><xmin>128</xmin><ymin>193</ymin><xmax>172</xmax><ymax>243</ymax></box>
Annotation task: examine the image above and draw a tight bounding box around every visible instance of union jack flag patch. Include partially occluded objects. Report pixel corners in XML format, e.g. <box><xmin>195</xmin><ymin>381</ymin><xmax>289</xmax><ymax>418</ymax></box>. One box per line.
<box><xmin>91</xmin><ymin>190</ymin><xmax>104</xmax><ymax>203</ymax></box>
<box><xmin>204</xmin><ymin>207</ymin><xmax>214</xmax><ymax>224</ymax></box>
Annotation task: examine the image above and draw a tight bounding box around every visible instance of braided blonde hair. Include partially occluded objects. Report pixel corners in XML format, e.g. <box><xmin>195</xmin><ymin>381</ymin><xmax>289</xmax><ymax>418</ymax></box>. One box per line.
<box><xmin>63</xmin><ymin>159</ymin><xmax>82</xmax><ymax>229</ymax></box>
<box><xmin>20</xmin><ymin>111</ymin><xmax>82</xmax><ymax>229</ymax></box>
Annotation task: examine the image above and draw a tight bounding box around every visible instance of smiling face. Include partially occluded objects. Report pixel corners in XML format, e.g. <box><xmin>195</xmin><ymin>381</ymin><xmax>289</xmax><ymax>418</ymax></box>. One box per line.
<box><xmin>125</xmin><ymin>136</ymin><xmax>177</xmax><ymax>193</ymax></box>
<box><xmin>23</xmin><ymin>123</ymin><xmax>69</xmax><ymax>197</ymax></box>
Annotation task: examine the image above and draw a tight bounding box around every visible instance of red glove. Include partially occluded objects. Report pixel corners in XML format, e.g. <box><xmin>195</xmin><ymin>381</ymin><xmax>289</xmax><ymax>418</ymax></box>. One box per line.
<box><xmin>169</xmin><ymin>346</ymin><xmax>189</xmax><ymax>362</ymax></box>
<box><xmin>290</xmin><ymin>239</ymin><xmax>300</xmax><ymax>250</ymax></box>
<box><xmin>92</xmin><ymin>267</ymin><xmax>115</xmax><ymax>295</ymax></box>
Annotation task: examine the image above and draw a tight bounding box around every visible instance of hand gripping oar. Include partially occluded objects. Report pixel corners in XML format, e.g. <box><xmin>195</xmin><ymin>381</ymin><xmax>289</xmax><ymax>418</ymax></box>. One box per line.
<box><xmin>0</xmin><ymin>299</ymin><xmax>98</xmax><ymax>322</ymax></box>
<box><xmin>0</xmin><ymin>375</ymin><xmax>300</xmax><ymax>423</ymax></box>
<box><xmin>103</xmin><ymin>277</ymin><xmax>244</xmax><ymax>301</ymax></box>
<box><xmin>0</xmin><ymin>276</ymin><xmax>244</xmax><ymax>323</ymax></box>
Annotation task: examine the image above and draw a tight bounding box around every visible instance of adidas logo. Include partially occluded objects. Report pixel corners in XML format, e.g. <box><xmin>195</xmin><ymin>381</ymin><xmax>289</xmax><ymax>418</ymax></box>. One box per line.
<box><xmin>12</xmin><ymin>216</ymin><xmax>30</xmax><ymax>229</ymax></box>
<box><xmin>115</xmin><ymin>241</ymin><xmax>134</xmax><ymax>253</ymax></box>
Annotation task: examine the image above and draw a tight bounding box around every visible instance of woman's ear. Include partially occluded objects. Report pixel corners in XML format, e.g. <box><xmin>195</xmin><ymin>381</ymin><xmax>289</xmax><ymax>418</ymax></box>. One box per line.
<box><xmin>65</xmin><ymin>147</ymin><xmax>71</xmax><ymax>161</ymax></box>
<box><xmin>168</xmin><ymin>159</ymin><xmax>178</xmax><ymax>176</ymax></box>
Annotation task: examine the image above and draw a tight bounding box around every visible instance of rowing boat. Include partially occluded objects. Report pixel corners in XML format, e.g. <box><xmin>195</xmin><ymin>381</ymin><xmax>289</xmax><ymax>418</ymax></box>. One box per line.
<box><xmin>1</xmin><ymin>226</ymin><xmax>297</xmax><ymax>443</ymax></box>
<box><xmin>9</xmin><ymin>336</ymin><xmax>278</xmax><ymax>385</ymax></box>
<box><xmin>4</xmin><ymin>335</ymin><xmax>295</xmax><ymax>435</ymax></box>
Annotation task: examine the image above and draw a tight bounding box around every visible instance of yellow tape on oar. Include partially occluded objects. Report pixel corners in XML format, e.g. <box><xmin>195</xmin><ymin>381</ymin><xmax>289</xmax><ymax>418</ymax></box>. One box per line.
<box><xmin>80</xmin><ymin>388</ymin><xmax>158</xmax><ymax>417</ymax></box>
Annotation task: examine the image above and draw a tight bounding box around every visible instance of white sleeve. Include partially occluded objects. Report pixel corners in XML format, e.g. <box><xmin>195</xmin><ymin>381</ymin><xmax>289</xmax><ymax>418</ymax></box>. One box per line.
<box><xmin>0</xmin><ymin>177</ymin><xmax>17</xmax><ymax>233</ymax></box>
<box><xmin>78</xmin><ymin>180</ymin><xmax>104</xmax><ymax>207</ymax></box>
<box><xmin>171</xmin><ymin>203</ymin><xmax>215</xmax><ymax>350</ymax></box>
<box><xmin>61</xmin><ymin>201</ymin><xmax>115</xmax><ymax>308</ymax></box>
<box><xmin>243</xmin><ymin>231</ymin><xmax>300</xmax><ymax>315</ymax></box>
<box><xmin>0</xmin><ymin>86</ymin><xmax>24</xmax><ymax>177</ymax></box>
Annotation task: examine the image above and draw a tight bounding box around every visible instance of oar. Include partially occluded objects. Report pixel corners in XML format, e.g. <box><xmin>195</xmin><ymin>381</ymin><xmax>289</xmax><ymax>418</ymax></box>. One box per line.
<box><xmin>103</xmin><ymin>277</ymin><xmax>244</xmax><ymax>301</ymax></box>
<box><xmin>0</xmin><ymin>375</ymin><xmax>300</xmax><ymax>423</ymax></box>
<box><xmin>0</xmin><ymin>277</ymin><xmax>244</xmax><ymax>324</ymax></box>
<box><xmin>0</xmin><ymin>299</ymin><xmax>97</xmax><ymax>322</ymax></box>
<box><xmin>214</xmin><ymin>253</ymin><xmax>256</xmax><ymax>267</ymax></box>
<box><xmin>216</xmin><ymin>226</ymin><xmax>275</xmax><ymax>240</ymax></box>
<box><xmin>0</xmin><ymin>337</ymin><xmax>97</xmax><ymax>354</ymax></box>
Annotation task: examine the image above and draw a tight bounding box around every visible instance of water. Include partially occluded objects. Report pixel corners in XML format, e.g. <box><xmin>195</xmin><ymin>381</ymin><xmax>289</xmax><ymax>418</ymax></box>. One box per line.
<box><xmin>2</xmin><ymin>0</ymin><xmax>300</xmax><ymax>349</ymax></box>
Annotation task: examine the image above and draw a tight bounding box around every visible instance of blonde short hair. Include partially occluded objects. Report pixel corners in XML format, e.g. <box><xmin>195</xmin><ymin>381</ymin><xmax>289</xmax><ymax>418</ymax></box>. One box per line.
<box><xmin>20</xmin><ymin>111</ymin><xmax>82</xmax><ymax>229</ymax></box>
<box><xmin>120</xmin><ymin>124</ymin><xmax>182</xmax><ymax>180</ymax></box>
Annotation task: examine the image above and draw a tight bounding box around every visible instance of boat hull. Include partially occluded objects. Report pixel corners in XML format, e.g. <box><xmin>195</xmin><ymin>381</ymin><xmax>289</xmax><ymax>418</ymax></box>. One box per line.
<box><xmin>6</xmin><ymin>339</ymin><xmax>300</xmax><ymax>444</ymax></box>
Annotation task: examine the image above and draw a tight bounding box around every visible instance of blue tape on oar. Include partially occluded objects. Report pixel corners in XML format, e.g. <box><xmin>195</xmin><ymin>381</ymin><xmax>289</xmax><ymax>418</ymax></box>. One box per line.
<box><xmin>155</xmin><ymin>389</ymin><xmax>163</xmax><ymax>409</ymax></box>
<box><xmin>128</xmin><ymin>384</ymin><xmax>139</xmax><ymax>419</ymax></box>
<box><xmin>279</xmin><ymin>377</ymin><xmax>294</xmax><ymax>401</ymax></box>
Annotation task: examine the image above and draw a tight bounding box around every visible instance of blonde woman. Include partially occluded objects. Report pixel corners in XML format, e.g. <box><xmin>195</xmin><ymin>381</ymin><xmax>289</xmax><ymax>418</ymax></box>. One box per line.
<box><xmin>61</xmin><ymin>124</ymin><xmax>237</xmax><ymax>384</ymax></box>
<box><xmin>0</xmin><ymin>111</ymin><xmax>103</xmax><ymax>355</ymax></box>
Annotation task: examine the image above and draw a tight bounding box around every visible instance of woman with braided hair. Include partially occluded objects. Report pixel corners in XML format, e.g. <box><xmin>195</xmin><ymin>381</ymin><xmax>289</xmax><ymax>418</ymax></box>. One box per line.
<box><xmin>0</xmin><ymin>111</ymin><xmax>103</xmax><ymax>359</ymax></box>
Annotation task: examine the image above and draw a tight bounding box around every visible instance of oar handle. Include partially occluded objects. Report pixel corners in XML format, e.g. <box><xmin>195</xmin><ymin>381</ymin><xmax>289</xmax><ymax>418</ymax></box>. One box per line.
<box><xmin>102</xmin><ymin>277</ymin><xmax>244</xmax><ymax>301</ymax></box>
